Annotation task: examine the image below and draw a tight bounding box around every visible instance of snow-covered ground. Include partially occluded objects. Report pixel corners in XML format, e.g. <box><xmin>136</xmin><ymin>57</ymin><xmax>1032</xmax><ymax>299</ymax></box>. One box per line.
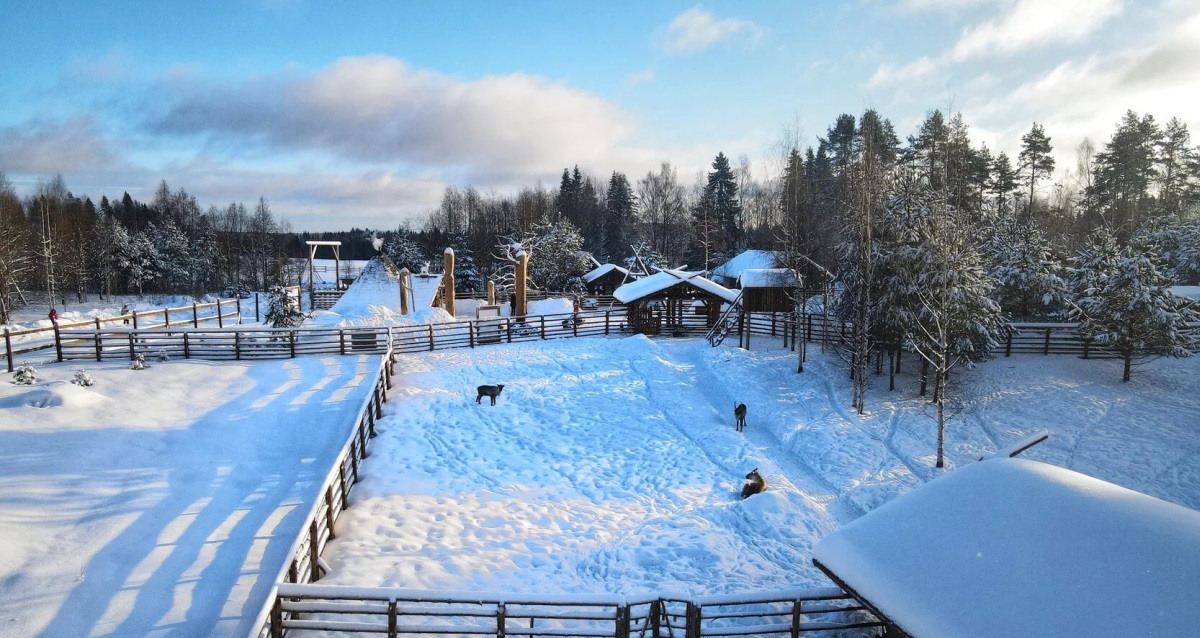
<box><xmin>318</xmin><ymin>335</ymin><xmax>1200</xmax><ymax>601</ymax></box>
<box><xmin>0</xmin><ymin>354</ymin><xmax>378</xmax><ymax>637</ymax></box>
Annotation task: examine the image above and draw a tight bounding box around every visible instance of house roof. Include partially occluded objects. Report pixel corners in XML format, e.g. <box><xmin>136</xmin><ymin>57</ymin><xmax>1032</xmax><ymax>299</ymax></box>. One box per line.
<box><xmin>711</xmin><ymin>250</ymin><xmax>780</xmax><ymax>280</ymax></box>
<box><xmin>582</xmin><ymin>264</ymin><xmax>631</xmax><ymax>284</ymax></box>
<box><xmin>740</xmin><ymin>268</ymin><xmax>798</xmax><ymax>288</ymax></box>
<box><xmin>812</xmin><ymin>458</ymin><xmax>1200</xmax><ymax>638</ymax></box>
<box><xmin>613</xmin><ymin>269</ymin><xmax>739</xmax><ymax>304</ymax></box>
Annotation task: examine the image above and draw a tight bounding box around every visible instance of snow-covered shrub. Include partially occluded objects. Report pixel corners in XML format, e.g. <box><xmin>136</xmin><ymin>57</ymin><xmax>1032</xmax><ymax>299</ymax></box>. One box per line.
<box><xmin>157</xmin><ymin>350</ymin><xmax>170</xmax><ymax>362</ymax></box>
<box><xmin>72</xmin><ymin>370</ymin><xmax>95</xmax><ymax>387</ymax></box>
<box><xmin>131</xmin><ymin>353</ymin><xmax>147</xmax><ymax>370</ymax></box>
<box><xmin>265</xmin><ymin>285</ymin><xmax>306</xmax><ymax>327</ymax></box>
<box><xmin>12</xmin><ymin>364</ymin><xmax>37</xmax><ymax>385</ymax></box>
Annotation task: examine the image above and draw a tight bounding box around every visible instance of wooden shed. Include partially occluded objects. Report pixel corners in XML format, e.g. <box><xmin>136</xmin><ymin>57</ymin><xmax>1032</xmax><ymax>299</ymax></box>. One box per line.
<box><xmin>739</xmin><ymin>268</ymin><xmax>799</xmax><ymax>313</ymax></box>
<box><xmin>613</xmin><ymin>270</ymin><xmax>738</xmax><ymax>336</ymax></box>
<box><xmin>582</xmin><ymin>264</ymin><xmax>632</xmax><ymax>296</ymax></box>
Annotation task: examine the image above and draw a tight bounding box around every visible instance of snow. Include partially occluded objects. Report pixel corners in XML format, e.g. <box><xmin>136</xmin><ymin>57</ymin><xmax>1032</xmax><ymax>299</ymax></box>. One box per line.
<box><xmin>312</xmin><ymin>257</ymin><xmax>453</xmax><ymax>326</ymax></box>
<box><xmin>711</xmin><ymin>250</ymin><xmax>780</xmax><ymax>282</ymax></box>
<box><xmin>1171</xmin><ymin>285</ymin><xmax>1200</xmax><ymax>300</ymax></box>
<box><xmin>813</xmin><ymin>458</ymin><xmax>1200</xmax><ymax>638</ymax></box>
<box><xmin>313</xmin><ymin>337</ymin><xmax>1200</xmax><ymax>607</ymax></box>
<box><xmin>0</xmin><ymin>355</ymin><xmax>379</xmax><ymax>636</ymax></box>
<box><xmin>739</xmin><ymin>268</ymin><xmax>798</xmax><ymax>288</ymax></box>
<box><xmin>612</xmin><ymin>270</ymin><xmax>738</xmax><ymax>304</ymax></box>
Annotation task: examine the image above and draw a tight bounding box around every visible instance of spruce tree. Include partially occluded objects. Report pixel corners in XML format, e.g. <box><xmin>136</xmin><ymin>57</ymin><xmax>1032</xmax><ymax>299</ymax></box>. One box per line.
<box><xmin>604</xmin><ymin>172</ymin><xmax>636</xmax><ymax>263</ymax></box>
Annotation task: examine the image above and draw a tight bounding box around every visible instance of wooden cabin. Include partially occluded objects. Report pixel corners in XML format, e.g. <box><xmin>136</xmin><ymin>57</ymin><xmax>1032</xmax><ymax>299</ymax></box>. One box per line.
<box><xmin>613</xmin><ymin>270</ymin><xmax>738</xmax><ymax>335</ymax></box>
<box><xmin>582</xmin><ymin>264</ymin><xmax>632</xmax><ymax>296</ymax></box>
<box><xmin>739</xmin><ymin>268</ymin><xmax>799</xmax><ymax>313</ymax></box>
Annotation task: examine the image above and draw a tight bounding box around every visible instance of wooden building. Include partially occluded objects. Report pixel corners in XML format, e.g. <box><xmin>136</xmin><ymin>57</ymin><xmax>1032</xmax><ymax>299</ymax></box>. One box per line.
<box><xmin>582</xmin><ymin>264</ymin><xmax>632</xmax><ymax>296</ymax></box>
<box><xmin>739</xmin><ymin>268</ymin><xmax>799</xmax><ymax>313</ymax></box>
<box><xmin>613</xmin><ymin>270</ymin><xmax>738</xmax><ymax>335</ymax></box>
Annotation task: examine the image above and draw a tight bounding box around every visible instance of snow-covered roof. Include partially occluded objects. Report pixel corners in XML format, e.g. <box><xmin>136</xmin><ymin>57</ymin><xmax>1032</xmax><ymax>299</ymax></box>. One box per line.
<box><xmin>740</xmin><ymin>268</ymin><xmax>798</xmax><ymax>288</ymax></box>
<box><xmin>813</xmin><ymin>458</ymin><xmax>1200</xmax><ymax>638</ymax></box>
<box><xmin>326</xmin><ymin>257</ymin><xmax>403</xmax><ymax>318</ymax></box>
<box><xmin>711</xmin><ymin>250</ymin><xmax>780</xmax><ymax>280</ymax></box>
<box><xmin>613</xmin><ymin>270</ymin><xmax>739</xmax><ymax>304</ymax></box>
<box><xmin>582</xmin><ymin>263</ymin><xmax>630</xmax><ymax>284</ymax></box>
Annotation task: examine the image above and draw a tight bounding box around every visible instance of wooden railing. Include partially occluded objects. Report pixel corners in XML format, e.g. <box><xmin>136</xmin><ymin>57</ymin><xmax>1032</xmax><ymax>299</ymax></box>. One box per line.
<box><xmin>389</xmin><ymin>309</ymin><xmax>630</xmax><ymax>354</ymax></box>
<box><xmin>4</xmin><ymin>299</ymin><xmax>243</xmax><ymax>371</ymax></box>
<box><xmin>256</xmin><ymin>585</ymin><xmax>882</xmax><ymax>638</ymax></box>
<box><xmin>248</xmin><ymin>343</ymin><xmax>397</xmax><ymax>637</ymax></box>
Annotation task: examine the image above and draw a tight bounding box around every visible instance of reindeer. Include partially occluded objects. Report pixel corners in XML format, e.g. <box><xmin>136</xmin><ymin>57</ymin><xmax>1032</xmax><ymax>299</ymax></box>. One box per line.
<box><xmin>734</xmin><ymin>402</ymin><xmax>747</xmax><ymax>432</ymax></box>
<box><xmin>476</xmin><ymin>384</ymin><xmax>505</xmax><ymax>406</ymax></box>
<box><xmin>741</xmin><ymin>468</ymin><xmax>766</xmax><ymax>499</ymax></box>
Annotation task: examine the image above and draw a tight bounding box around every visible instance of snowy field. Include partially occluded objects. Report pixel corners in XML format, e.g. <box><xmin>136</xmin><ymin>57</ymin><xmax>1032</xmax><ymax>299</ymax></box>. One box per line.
<box><xmin>0</xmin><ymin>354</ymin><xmax>378</xmax><ymax>637</ymax></box>
<box><xmin>319</xmin><ymin>335</ymin><xmax>1200</xmax><ymax>599</ymax></box>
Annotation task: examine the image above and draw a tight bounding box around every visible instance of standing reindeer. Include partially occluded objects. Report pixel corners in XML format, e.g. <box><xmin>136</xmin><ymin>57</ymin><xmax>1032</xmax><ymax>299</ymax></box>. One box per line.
<box><xmin>476</xmin><ymin>384</ymin><xmax>505</xmax><ymax>406</ymax></box>
<box><xmin>741</xmin><ymin>468</ymin><xmax>767</xmax><ymax>499</ymax></box>
<box><xmin>734</xmin><ymin>402</ymin><xmax>747</xmax><ymax>432</ymax></box>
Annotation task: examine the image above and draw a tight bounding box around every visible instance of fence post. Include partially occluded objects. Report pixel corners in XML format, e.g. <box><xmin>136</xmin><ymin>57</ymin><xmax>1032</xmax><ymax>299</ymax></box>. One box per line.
<box><xmin>95</xmin><ymin>325</ymin><xmax>102</xmax><ymax>362</ymax></box>
<box><xmin>540</xmin><ymin>314</ymin><xmax>546</xmax><ymax>339</ymax></box>
<box><xmin>496</xmin><ymin>603</ymin><xmax>506</xmax><ymax>638</ymax></box>
<box><xmin>54</xmin><ymin>324</ymin><xmax>63</xmax><ymax>362</ymax></box>
<box><xmin>469</xmin><ymin>321</ymin><xmax>475</xmax><ymax>348</ymax></box>
<box><xmin>605</xmin><ymin>311</ymin><xmax>610</xmax><ymax>335</ymax></box>
<box><xmin>1043</xmin><ymin>327</ymin><xmax>1051</xmax><ymax>355</ymax></box>
<box><xmin>4</xmin><ymin>328</ymin><xmax>12</xmax><ymax>372</ymax></box>
<box><xmin>339</xmin><ymin>330</ymin><xmax>346</xmax><ymax>356</ymax></box>
<box><xmin>650</xmin><ymin>600</ymin><xmax>661</xmax><ymax>638</ymax></box>
<box><xmin>270</xmin><ymin>596</ymin><xmax>284</xmax><ymax>638</ymax></box>
<box><xmin>1005</xmin><ymin>329</ymin><xmax>1013</xmax><ymax>357</ymax></box>
<box><xmin>388</xmin><ymin>600</ymin><xmax>398</xmax><ymax>638</ymax></box>
<box><xmin>235</xmin><ymin>332</ymin><xmax>241</xmax><ymax>361</ymax></box>
<box><xmin>128</xmin><ymin>332</ymin><xmax>135</xmax><ymax>360</ymax></box>
<box><xmin>236</xmin><ymin>297</ymin><xmax>241</xmax><ymax>323</ymax></box>
<box><xmin>290</xmin><ymin>331</ymin><xmax>296</xmax><ymax>358</ymax></box>
<box><xmin>308</xmin><ymin>520</ymin><xmax>321</xmax><ymax>581</ymax></box>
<box><xmin>790</xmin><ymin>600</ymin><xmax>802</xmax><ymax>638</ymax></box>
<box><xmin>685</xmin><ymin>602</ymin><xmax>701</xmax><ymax>638</ymax></box>
<box><xmin>428</xmin><ymin>325</ymin><xmax>435</xmax><ymax>351</ymax></box>
<box><xmin>324</xmin><ymin>485</ymin><xmax>337</xmax><ymax>539</ymax></box>
<box><xmin>1083</xmin><ymin>336</ymin><xmax>1090</xmax><ymax>359</ymax></box>
<box><xmin>183</xmin><ymin>332</ymin><xmax>190</xmax><ymax>359</ymax></box>
<box><xmin>255</xmin><ymin>294</ymin><xmax>260</xmax><ymax>323</ymax></box>
<box><xmin>132</xmin><ymin>310</ymin><xmax>138</xmax><ymax>330</ymax></box>
<box><xmin>217</xmin><ymin>300</ymin><xmax>223</xmax><ymax>328</ymax></box>
<box><xmin>616</xmin><ymin>604</ymin><xmax>631</xmax><ymax>638</ymax></box>
<box><xmin>164</xmin><ymin>307</ymin><xmax>170</xmax><ymax>328</ymax></box>
<box><xmin>573</xmin><ymin>314</ymin><xmax>578</xmax><ymax>337</ymax></box>
<box><xmin>192</xmin><ymin>302</ymin><xmax>198</xmax><ymax>328</ymax></box>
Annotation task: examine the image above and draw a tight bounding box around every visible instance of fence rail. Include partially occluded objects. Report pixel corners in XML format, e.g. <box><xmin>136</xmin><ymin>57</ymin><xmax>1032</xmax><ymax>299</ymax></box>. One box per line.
<box><xmin>259</xmin><ymin>585</ymin><xmax>882</xmax><ymax>638</ymax></box>
<box><xmin>4</xmin><ymin>299</ymin><xmax>244</xmax><ymax>371</ymax></box>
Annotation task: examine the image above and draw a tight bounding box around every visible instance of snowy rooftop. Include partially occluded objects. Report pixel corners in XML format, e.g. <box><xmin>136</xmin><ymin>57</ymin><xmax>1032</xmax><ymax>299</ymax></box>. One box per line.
<box><xmin>813</xmin><ymin>458</ymin><xmax>1200</xmax><ymax>638</ymax></box>
<box><xmin>582</xmin><ymin>263</ymin><xmax>630</xmax><ymax>284</ymax></box>
<box><xmin>739</xmin><ymin>268</ymin><xmax>798</xmax><ymax>288</ymax></box>
<box><xmin>613</xmin><ymin>270</ymin><xmax>738</xmax><ymax>304</ymax></box>
<box><xmin>711</xmin><ymin>250</ymin><xmax>780</xmax><ymax>280</ymax></box>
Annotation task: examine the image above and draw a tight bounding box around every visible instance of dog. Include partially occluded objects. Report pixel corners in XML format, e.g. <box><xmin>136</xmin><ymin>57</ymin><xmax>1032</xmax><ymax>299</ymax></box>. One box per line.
<box><xmin>476</xmin><ymin>384</ymin><xmax>505</xmax><ymax>406</ymax></box>
<box><xmin>741</xmin><ymin>468</ymin><xmax>766</xmax><ymax>499</ymax></box>
<box><xmin>734</xmin><ymin>403</ymin><xmax>747</xmax><ymax>432</ymax></box>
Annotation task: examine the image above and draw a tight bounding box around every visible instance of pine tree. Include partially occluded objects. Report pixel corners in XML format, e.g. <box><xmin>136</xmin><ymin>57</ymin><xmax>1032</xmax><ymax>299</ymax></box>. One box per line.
<box><xmin>604</xmin><ymin>172</ymin><xmax>636</xmax><ymax>262</ymax></box>
<box><xmin>1018</xmin><ymin>122</ymin><xmax>1055</xmax><ymax>221</ymax></box>
<box><xmin>265</xmin><ymin>285</ymin><xmax>305</xmax><ymax>327</ymax></box>
<box><xmin>1070</xmin><ymin>236</ymin><xmax>1197</xmax><ymax>382</ymax></box>
<box><xmin>692</xmin><ymin>152</ymin><xmax>742</xmax><ymax>271</ymax></box>
<box><xmin>985</xmin><ymin>216</ymin><xmax>1067</xmax><ymax>320</ymax></box>
<box><xmin>1086</xmin><ymin>110</ymin><xmax>1161</xmax><ymax>237</ymax></box>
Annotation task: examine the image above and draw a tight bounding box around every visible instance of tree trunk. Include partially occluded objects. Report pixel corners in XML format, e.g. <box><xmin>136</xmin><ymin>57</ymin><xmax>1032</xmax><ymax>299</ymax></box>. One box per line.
<box><xmin>1123</xmin><ymin>348</ymin><xmax>1132</xmax><ymax>383</ymax></box>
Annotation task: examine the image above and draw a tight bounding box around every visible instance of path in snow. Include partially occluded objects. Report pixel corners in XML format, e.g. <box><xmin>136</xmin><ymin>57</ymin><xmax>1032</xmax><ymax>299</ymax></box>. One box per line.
<box><xmin>0</xmin><ymin>355</ymin><xmax>378</xmax><ymax>637</ymax></box>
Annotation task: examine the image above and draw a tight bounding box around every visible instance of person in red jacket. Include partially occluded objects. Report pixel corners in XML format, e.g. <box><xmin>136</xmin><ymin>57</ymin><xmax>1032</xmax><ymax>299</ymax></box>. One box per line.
<box><xmin>48</xmin><ymin>308</ymin><xmax>58</xmax><ymax>324</ymax></box>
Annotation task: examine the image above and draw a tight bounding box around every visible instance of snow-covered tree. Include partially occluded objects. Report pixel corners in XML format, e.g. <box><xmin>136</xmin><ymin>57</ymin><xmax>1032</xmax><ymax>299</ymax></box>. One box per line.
<box><xmin>494</xmin><ymin>217</ymin><xmax>590</xmax><ymax>294</ymax></box>
<box><xmin>122</xmin><ymin>231</ymin><xmax>158</xmax><ymax>297</ymax></box>
<box><xmin>265</xmin><ymin>285</ymin><xmax>305</xmax><ymax>328</ymax></box>
<box><xmin>984</xmin><ymin>216</ymin><xmax>1067</xmax><ymax>320</ymax></box>
<box><xmin>72</xmin><ymin>369</ymin><xmax>94</xmax><ymax>386</ymax></box>
<box><xmin>382</xmin><ymin>231</ymin><xmax>425</xmax><ymax>273</ymax></box>
<box><xmin>13</xmin><ymin>363</ymin><xmax>37</xmax><ymax>385</ymax></box>
<box><xmin>1070</xmin><ymin>236</ymin><xmax>1197</xmax><ymax>382</ymax></box>
<box><xmin>878</xmin><ymin>171</ymin><xmax>1005</xmax><ymax>467</ymax></box>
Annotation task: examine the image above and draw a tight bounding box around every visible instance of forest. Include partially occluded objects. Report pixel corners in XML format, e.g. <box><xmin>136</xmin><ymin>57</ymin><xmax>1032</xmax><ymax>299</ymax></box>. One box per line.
<box><xmin>1</xmin><ymin>107</ymin><xmax>1198</xmax><ymax>335</ymax></box>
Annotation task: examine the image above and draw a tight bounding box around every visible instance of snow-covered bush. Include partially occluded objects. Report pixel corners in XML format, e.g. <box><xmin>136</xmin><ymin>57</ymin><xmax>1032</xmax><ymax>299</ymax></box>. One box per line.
<box><xmin>157</xmin><ymin>350</ymin><xmax>170</xmax><ymax>363</ymax></box>
<box><xmin>12</xmin><ymin>363</ymin><xmax>37</xmax><ymax>385</ymax></box>
<box><xmin>72</xmin><ymin>370</ymin><xmax>95</xmax><ymax>387</ymax></box>
<box><xmin>265</xmin><ymin>285</ymin><xmax>305</xmax><ymax>327</ymax></box>
<box><xmin>131</xmin><ymin>353</ymin><xmax>148</xmax><ymax>370</ymax></box>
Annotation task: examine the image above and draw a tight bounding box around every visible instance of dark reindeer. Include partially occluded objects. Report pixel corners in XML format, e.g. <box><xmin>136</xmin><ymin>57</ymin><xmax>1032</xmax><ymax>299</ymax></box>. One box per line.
<box><xmin>476</xmin><ymin>384</ymin><xmax>505</xmax><ymax>406</ymax></box>
<box><xmin>741</xmin><ymin>468</ymin><xmax>766</xmax><ymax>499</ymax></box>
<box><xmin>734</xmin><ymin>402</ymin><xmax>747</xmax><ymax>432</ymax></box>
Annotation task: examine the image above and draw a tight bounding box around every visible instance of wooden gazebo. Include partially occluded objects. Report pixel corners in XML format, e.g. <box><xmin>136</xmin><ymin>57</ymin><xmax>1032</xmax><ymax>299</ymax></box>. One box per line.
<box><xmin>613</xmin><ymin>270</ymin><xmax>738</xmax><ymax>336</ymax></box>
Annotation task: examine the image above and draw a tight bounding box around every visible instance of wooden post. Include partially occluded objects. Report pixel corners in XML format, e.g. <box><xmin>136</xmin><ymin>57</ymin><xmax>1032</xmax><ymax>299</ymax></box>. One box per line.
<box><xmin>289</xmin><ymin>331</ymin><xmax>296</xmax><ymax>358</ymax></box>
<box><xmin>255</xmin><ymin>293</ymin><xmax>260</xmax><ymax>324</ymax></box>
<box><xmin>1044</xmin><ymin>327</ymin><xmax>1051</xmax><ymax>355</ymax></box>
<box><xmin>650</xmin><ymin>600</ymin><xmax>661</xmax><ymax>638</ymax></box>
<box><xmin>399</xmin><ymin>268</ymin><xmax>411</xmax><ymax>315</ymax></box>
<box><xmin>339</xmin><ymin>330</ymin><xmax>346</xmax><ymax>355</ymax></box>
<box><xmin>4</xmin><ymin>328</ymin><xmax>12</xmax><ymax>372</ymax></box>
<box><xmin>790</xmin><ymin>600</ymin><xmax>802</xmax><ymax>638</ymax></box>
<box><xmin>540</xmin><ymin>314</ymin><xmax>545</xmax><ymax>339</ymax></box>
<box><xmin>324</xmin><ymin>485</ymin><xmax>337</xmax><ymax>539</ymax></box>
<box><xmin>235</xmin><ymin>332</ymin><xmax>241</xmax><ymax>361</ymax></box>
<box><xmin>217</xmin><ymin>300</ymin><xmax>223</xmax><ymax>328</ymax></box>
<box><xmin>308</xmin><ymin>520</ymin><xmax>321</xmax><ymax>581</ymax></box>
<box><xmin>605</xmin><ymin>311</ymin><xmax>610</xmax><ymax>335</ymax></box>
<box><xmin>1005</xmin><ymin>329</ymin><xmax>1013</xmax><ymax>357</ymax></box>
<box><xmin>183</xmin><ymin>333</ymin><xmax>190</xmax><ymax>359</ymax></box>
<box><xmin>515</xmin><ymin>251</ymin><xmax>528</xmax><ymax>318</ymax></box>
<box><xmin>270</xmin><ymin>596</ymin><xmax>284</xmax><ymax>638</ymax></box>
<box><xmin>54</xmin><ymin>324</ymin><xmax>63</xmax><ymax>362</ymax></box>
<box><xmin>487</xmin><ymin>279</ymin><xmax>496</xmax><ymax>305</ymax></box>
<box><xmin>192</xmin><ymin>302</ymin><xmax>198</xmax><ymax>327</ymax></box>
<box><xmin>496</xmin><ymin>603</ymin><xmax>506</xmax><ymax>638</ymax></box>
<box><xmin>685</xmin><ymin>602</ymin><xmax>702</xmax><ymax>638</ymax></box>
<box><xmin>616</xmin><ymin>604</ymin><xmax>631</xmax><ymax>638</ymax></box>
<box><xmin>128</xmin><ymin>332</ymin><xmax>135</xmax><ymax>360</ymax></box>
<box><xmin>132</xmin><ymin>310</ymin><xmax>139</xmax><ymax>329</ymax></box>
<box><xmin>428</xmin><ymin>325</ymin><xmax>435</xmax><ymax>351</ymax></box>
<box><xmin>94</xmin><ymin>321</ymin><xmax>102</xmax><ymax>361</ymax></box>
<box><xmin>443</xmin><ymin>247</ymin><xmax>456</xmax><ymax>317</ymax></box>
<box><xmin>164</xmin><ymin>307</ymin><xmax>170</xmax><ymax>328</ymax></box>
<box><xmin>469</xmin><ymin>321</ymin><xmax>475</xmax><ymax>348</ymax></box>
<box><xmin>388</xmin><ymin>600</ymin><xmax>398</xmax><ymax>638</ymax></box>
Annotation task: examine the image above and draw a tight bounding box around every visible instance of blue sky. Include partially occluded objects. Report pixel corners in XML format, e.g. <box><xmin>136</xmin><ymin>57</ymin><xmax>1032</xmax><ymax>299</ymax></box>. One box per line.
<box><xmin>2</xmin><ymin>0</ymin><xmax>1198</xmax><ymax>230</ymax></box>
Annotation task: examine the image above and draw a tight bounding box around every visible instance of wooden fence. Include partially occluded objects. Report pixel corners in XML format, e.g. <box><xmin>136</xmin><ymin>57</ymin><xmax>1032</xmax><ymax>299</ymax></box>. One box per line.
<box><xmin>4</xmin><ymin>299</ymin><xmax>243</xmax><ymax>371</ymax></box>
<box><xmin>389</xmin><ymin>308</ymin><xmax>630</xmax><ymax>353</ymax></box>
<box><xmin>258</xmin><ymin>583</ymin><xmax>881</xmax><ymax>638</ymax></box>
<box><xmin>248</xmin><ymin>345</ymin><xmax>397</xmax><ymax>637</ymax></box>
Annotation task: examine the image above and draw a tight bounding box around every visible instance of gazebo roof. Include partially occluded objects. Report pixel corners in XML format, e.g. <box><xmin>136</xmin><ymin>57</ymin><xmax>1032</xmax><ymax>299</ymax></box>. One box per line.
<box><xmin>613</xmin><ymin>269</ymin><xmax>738</xmax><ymax>304</ymax></box>
<box><xmin>813</xmin><ymin>458</ymin><xmax>1200</xmax><ymax>638</ymax></box>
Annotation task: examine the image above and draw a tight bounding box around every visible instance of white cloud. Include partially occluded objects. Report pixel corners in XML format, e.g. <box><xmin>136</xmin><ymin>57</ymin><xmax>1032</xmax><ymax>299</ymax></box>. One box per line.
<box><xmin>949</xmin><ymin>0</ymin><xmax>1123</xmax><ymax>60</ymax></box>
<box><xmin>147</xmin><ymin>55</ymin><xmax>640</xmax><ymax>183</ymax></box>
<box><xmin>0</xmin><ymin>115</ymin><xmax>128</xmax><ymax>174</ymax></box>
<box><xmin>662</xmin><ymin>6</ymin><xmax>766</xmax><ymax>54</ymax></box>
<box><xmin>626</xmin><ymin>68</ymin><xmax>656</xmax><ymax>85</ymax></box>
